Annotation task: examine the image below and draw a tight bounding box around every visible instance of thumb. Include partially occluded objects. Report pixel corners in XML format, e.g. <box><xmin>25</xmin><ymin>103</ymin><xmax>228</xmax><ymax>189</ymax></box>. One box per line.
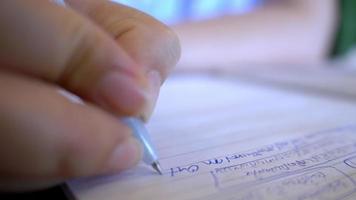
<box><xmin>0</xmin><ymin>72</ymin><xmax>143</xmax><ymax>191</ymax></box>
<box><xmin>0</xmin><ymin>0</ymin><xmax>148</xmax><ymax>116</ymax></box>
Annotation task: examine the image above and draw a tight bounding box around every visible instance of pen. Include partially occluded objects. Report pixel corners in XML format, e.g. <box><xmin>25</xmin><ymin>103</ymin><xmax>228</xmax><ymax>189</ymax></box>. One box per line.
<box><xmin>123</xmin><ymin>117</ymin><xmax>163</xmax><ymax>175</ymax></box>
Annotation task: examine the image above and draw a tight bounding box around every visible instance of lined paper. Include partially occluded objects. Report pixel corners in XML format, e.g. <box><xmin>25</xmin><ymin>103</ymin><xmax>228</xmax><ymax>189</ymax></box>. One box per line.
<box><xmin>68</xmin><ymin>74</ymin><xmax>356</xmax><ymax>200</ymax></box>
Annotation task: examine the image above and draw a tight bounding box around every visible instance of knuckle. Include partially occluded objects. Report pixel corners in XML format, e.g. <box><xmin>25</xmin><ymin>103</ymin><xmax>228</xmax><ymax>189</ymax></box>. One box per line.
<box><xmin>57</xmin><ymin>18</ymin><xmax>98</xmax><ymax>86</ymax></box>
<box><xmin>85</xmin><ymin>1</ymin><xmax>182</xmax><ymax>78</ymax></box>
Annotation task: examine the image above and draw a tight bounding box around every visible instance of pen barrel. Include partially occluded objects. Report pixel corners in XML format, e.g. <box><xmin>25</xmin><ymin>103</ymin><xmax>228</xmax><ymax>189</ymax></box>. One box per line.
<box><xmin>122</xmin><ymin>118</ymin><xmax>158</xmax><ymax>165</ymax></box>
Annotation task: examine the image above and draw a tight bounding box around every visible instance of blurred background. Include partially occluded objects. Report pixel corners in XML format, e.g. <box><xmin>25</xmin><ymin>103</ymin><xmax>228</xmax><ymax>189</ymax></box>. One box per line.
<box><xmin>113</xmin><ymin>0</ymin><xmax>262</xmax><ymax>25</ymax></box>
<box><xmin>113</xmin><ymin>0</ymin><xmax>355</xmax><ymax>71</ymax></box>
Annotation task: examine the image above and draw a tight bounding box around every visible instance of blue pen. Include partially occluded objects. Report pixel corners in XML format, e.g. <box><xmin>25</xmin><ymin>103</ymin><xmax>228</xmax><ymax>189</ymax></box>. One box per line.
<box><xmin>123</xmin><ymin>117</ymin><xmax>162</xmax><ymax>175</ymax></box>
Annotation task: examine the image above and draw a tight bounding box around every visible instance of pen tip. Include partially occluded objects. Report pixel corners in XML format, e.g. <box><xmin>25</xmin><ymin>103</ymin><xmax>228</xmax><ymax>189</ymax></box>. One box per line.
<box><xmin>152</xmin><ymin>162</ymin><xmax>163</xmax><ymax>175</ymax></box>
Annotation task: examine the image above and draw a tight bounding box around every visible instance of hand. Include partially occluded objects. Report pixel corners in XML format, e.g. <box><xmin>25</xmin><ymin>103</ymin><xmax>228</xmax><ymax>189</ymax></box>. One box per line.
<box><xmin>0</xmin><ymin>0</ymin><xmax>180</xmax><ymax>191</ymax></box>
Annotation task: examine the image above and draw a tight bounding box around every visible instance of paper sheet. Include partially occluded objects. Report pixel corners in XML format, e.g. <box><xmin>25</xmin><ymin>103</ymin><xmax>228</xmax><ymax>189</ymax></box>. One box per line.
<box><xmin>68</xmin><ymin>74</ymin><xmax>356</xmax><ymax>200</ymax></box>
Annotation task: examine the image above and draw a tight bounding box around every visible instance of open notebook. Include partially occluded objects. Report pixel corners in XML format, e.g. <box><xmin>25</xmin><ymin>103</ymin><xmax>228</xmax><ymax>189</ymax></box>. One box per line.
<box><xmin>68</xmin><ymin>74</ymin><xmax>356</xmax><ymax>200</ymax></box>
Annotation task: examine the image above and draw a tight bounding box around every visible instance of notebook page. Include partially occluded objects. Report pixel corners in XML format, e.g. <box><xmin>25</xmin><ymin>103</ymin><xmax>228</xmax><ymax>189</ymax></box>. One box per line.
<box><xmin>68</xmin><ymin>74</ymin><xmax>356</xmax><ymax>200</ymax></box>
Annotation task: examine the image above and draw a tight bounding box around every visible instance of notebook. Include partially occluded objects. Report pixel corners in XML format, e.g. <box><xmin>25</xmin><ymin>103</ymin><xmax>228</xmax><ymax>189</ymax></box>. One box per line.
<box><xmin>68</xmin><ymin>73</ymin><xmax>356</xmax><ymax>200</ymax></box>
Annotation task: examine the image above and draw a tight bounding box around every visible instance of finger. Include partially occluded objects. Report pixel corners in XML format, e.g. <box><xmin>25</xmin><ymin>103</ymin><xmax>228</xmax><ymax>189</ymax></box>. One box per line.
<box><xmin>0</xmin><ymin>0</ymin><xmax>147</xmax><ymax>117</ymax></box>
<box><xmin>0</xmin><ymin>71</ymin><xmax>142</xmax><ymax>191</ymax></box>
<box><xmin>65</xmin><ymin>0</ymin><xmax>181</xmax><ymax>119</ymax></box>
<box><xmin>66</xmin><ymin>0</ymin><xmax>181</xmax><ymax>80</ymax></box>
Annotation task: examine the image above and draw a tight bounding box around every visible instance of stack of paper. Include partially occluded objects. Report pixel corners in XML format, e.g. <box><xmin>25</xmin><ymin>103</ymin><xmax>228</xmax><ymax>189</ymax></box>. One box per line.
<box><xmin>69</xmin><ymin>74</ymin><xmax>356</xmax><ymax>200</ymax></box>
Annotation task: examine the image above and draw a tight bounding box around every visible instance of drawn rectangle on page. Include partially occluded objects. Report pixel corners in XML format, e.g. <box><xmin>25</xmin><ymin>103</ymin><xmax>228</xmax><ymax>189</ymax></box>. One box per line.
<box><xmin>68</xmin><ymin>74</ymin><xmax>356</xmax><ymax>200</ymax></box>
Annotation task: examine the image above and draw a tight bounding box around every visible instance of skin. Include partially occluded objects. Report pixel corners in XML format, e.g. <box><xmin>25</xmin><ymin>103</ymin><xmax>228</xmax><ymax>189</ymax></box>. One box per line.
<box><xmin>174</xmin><ymin>0</ymin><xmax>338</xmax><ymax>70</ymax></box>
<box><xmin>0</xmin><ymin>0</ymin><xmax>180</xmax><ymax>191</ymax></box>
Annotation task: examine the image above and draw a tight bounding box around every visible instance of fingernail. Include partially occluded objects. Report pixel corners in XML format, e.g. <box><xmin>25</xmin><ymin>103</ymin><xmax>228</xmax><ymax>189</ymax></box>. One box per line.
<box><xmin>106</xmin><ymin>137</ymin><xmax>143</xmax><ymax>172</ymax></box>
<box><xmin>141</xmin><ymin>70</ymin><xmax>162</xmax><ymax>121</ymax></box>
<box><xmin>96</xmin><ymin>72</ymin><xmax>148</xmax><ymax>115</ymax></box>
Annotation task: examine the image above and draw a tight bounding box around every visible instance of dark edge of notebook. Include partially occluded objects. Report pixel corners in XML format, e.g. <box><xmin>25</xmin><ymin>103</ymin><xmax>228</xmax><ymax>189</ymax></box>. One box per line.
<box><xmin>61</xmin><ymin>183</ymin><xmax>77</xmax><ymax>200</ymax></box>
